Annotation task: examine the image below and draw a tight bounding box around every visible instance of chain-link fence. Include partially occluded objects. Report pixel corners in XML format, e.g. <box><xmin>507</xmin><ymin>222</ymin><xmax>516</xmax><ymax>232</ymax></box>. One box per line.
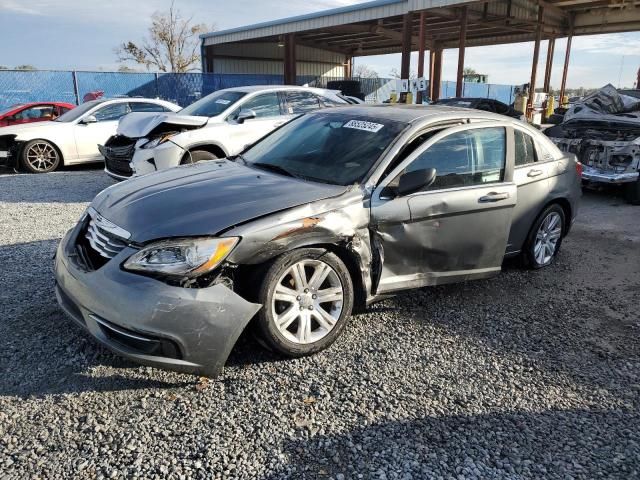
<box><xmin>0</xmin><ymin>69</ymin><xmax>516</xmax><ymax>111</ymax></box>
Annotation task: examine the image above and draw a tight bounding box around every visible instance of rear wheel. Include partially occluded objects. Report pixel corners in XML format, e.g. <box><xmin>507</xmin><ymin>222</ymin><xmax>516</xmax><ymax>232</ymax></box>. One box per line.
<box><xmin>255</xmin><ymin>248</ymin><xmax>354</xmax><ymax>357</ymax></box>
<box><xmin>624</xmin><ymin>178</ymin><xmax>640</xmax><ymax>205</ymax></box>
<box><xmin>524</xmin><ymin>204</ymin><xmax>565</xmax><ymax>269</ymax></box>
<box><xmin>21</xmin><ymin>139</ymin><xmax>61</xmax><ymax>173</ymax></box>
<box><xmin>180</xmin><ymin>150</ymin><xmax>218</xmax><ymax>165</ymax></box>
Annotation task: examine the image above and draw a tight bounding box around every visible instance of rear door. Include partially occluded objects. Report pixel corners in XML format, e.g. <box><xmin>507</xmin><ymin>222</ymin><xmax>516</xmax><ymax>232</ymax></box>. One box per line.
<box><xmin>371</xmin><ymin>123</ymin><xmax>516</xmax><ymax>294</ymax></box>
<box><xmin>507</xmin><ymin>126</ymin><xmax>553</xmax><ymax>253</ymax></box>
<box><xmin>224</xmin><ymin>92</ymin><xmax>287</xmax><ymax>154</ymax></box>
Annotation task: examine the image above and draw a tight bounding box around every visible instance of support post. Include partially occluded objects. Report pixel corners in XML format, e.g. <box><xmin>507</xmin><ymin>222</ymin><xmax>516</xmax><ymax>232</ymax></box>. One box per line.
<box><xmin>455</xmin><ymin>6</ymin><xmax>468</xmax><ymax>97</ymax></box>
<box><xmin>543</xmin><ymin>38</ymin><xmax>555</xmax><ymax>92</ymax></box>
<box><xmin>559</xmin><ymin>21</ymin><xmax>573</xmax><ymax>104</ymax></box>
<box><xmin>71</xmin><ymin>70</ymin><xmax>80</xmax><ymax>105</ymax></box>
<box><xmin>417</xmin><ymin>11</ymin><xmax>426</xmax><ymax>103</ymax></box>
<box><xmin>344</xmin><ymin>56</ymin><xmax>353</xmax><ymax>79</ymax></box>
<box><xmin>432</xmin><ymin>47</ymin><xmax>443</xmax><ymax>101</ymax></box>
<box><xmin>527</xmin><ymin>5</ymin><xmax>544</xmax><ymax>114</ymax></box>
<box><xmin>428</xmin><ymin>48</ymin><xmax>436</xmax><ymax>101</ymax></box>
<box><xmin>284</xmin><ymin>34</ymin><xmax>296</xmax><ymax>85</ymax></box>
<box><xmin>400</xmin><ymin>13</ymin><xmax>413</xmax><ymax>81</ymax></box>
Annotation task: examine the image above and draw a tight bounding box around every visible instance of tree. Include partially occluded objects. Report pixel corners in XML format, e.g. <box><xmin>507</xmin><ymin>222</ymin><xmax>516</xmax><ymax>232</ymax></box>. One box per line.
<box><xmin>15</xmin><ymin>65</ymin><xmax>36</xmax><ymax>70</ymax></box>
<box><xmin>116</xmin><ymin>2</ymin><xmax>209</xmax><ymax>72</ymax></box>
<box><xmin>389</xmin><ymin>67</ymin><xmax>417</xmax><ymax>80</ymax></box>
<box><xmin>353</xmin><ymin>64</ymin><xmax>378</xmax><ymax>78</ymax></box>
<box><xmin>463</xmin><ymin>67</ymin><xmax>477</xmax><ymax>75</ymax></box>
<box><xmin>118</xmin><ymin>65</ymin><xmax>138</xmax><ymax>72</ymax></box>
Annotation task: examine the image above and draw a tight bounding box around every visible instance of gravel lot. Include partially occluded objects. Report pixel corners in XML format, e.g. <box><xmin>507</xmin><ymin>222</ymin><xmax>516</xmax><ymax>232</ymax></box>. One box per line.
<box><xmin>1</xmin><ymin>169</ymin><xmax>639</xmax><ymax>479</ymax></box>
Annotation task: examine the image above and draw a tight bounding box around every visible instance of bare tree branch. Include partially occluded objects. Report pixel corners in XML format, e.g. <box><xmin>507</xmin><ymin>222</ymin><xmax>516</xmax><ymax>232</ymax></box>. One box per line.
<box><xmin>115</xmin><ymin>2</ymin><xmax>211</xmax><ymax>73</ymax></box>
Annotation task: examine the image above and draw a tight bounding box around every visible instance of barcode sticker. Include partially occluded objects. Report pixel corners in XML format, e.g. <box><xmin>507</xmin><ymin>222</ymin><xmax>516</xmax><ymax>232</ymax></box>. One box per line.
<box><xmin>343</xmin><ymin>120</ymin><xmax>384</xmax><ymax>133</ymax></box>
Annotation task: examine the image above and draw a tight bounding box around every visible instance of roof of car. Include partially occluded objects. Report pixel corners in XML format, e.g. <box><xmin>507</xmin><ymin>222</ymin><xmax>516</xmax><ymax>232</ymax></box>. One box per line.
<box><xmin>222</xmin><ymin>85</ymin><xmax>332</xmax><ymax>94</ymax></box>
<box><xmin>315</xmin><ymin>104</ymin><xmax>512</xmax><ymax>123</ymax></box>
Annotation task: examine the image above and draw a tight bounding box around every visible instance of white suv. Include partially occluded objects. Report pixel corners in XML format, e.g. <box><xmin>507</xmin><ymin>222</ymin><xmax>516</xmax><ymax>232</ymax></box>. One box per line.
<box><xmin>102</xmin><ymin>85</ymin><xmax>348</xmax><ymax>179</ymax></box>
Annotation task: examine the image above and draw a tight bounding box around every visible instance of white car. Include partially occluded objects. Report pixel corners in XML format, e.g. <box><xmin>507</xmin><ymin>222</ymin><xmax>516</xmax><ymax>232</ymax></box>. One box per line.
<box><xmin>101</xmin><ymin>86</ymin><xmax>348</xmax><ymax>180</ymax></box>
<box><xmin>0</xmin><ymin>98</ymin><xmax>180</xmax><ymax>173</ymax></box>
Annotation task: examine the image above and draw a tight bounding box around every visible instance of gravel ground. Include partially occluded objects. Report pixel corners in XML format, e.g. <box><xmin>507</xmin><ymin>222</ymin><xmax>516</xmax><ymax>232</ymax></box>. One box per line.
<box><xmin>0</xmin><ymin>169</ymin><xmax>639</xmax><ymax>479</ymax></box>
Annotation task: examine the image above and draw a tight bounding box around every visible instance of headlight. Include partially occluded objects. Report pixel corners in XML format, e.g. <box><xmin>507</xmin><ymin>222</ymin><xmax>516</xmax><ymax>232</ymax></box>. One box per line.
<box><xmin>123</xmin><ymin>237</ymin><xmax>239</xmax><ymax>277</ymax></box>
<box><xmin>141</xmin><ymin>132</ymin><xmax>178</xmax><ymax>149</ymax></box>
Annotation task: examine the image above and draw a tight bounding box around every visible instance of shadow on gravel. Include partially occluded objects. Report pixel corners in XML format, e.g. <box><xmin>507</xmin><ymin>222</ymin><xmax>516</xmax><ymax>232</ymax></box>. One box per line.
<box><xmin>269</xmin><ymin>408</ymin><xmax>638</xmax><ymax>478</ymax></box>
<box><xmin>0</xmin><ymin>165</ymin><xmax>112</xmax><ymax>204</ymax></box>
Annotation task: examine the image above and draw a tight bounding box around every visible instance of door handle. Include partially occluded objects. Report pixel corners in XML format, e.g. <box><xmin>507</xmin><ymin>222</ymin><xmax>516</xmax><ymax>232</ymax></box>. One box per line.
<box><xmin>527</xmin><ymin>169</ymin><xmax>543</xmax><ymax>177</ymax></box>
<box><xmin>479</xmin><ymin>192</ymin><xmax>510</xmax><ymax>203</ymax></box>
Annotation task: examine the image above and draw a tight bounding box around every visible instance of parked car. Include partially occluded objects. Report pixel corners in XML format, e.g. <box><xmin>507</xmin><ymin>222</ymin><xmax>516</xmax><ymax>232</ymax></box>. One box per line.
<box><xmin>0</xmin><ymin>98</ymin><xmax>180</xmax><ymax>173</ymax></box>
<box><xmin>55</xmin><ymin>105</ymin><xmax>581</xmax><ymax>377</ymax></box>
<box><xmin>0</xmin><ymin>102</ymin><xmax>75</xmax><ymax>127</ymax></box>
<box><xmin>101</xmin><ymin>86</ymin><xmax>348</xmax><ymax>180</ymax></box>
<box><xmin>432</xmin><ymin>97</ymin><xmax>525</xmax><ymax>120</ymax></box>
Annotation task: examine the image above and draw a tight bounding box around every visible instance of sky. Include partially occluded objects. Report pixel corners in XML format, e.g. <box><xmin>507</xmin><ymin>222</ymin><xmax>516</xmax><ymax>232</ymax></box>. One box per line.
<box><xmin>0</xmin><ymin>0</ymin><xmax>639</xmax><ymax>89</ymax></box>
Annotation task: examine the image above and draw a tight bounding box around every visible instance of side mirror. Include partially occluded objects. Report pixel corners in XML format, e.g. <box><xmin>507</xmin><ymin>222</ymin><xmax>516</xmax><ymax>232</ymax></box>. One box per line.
<box><xmin>397</xmin><ymin>168</ymin><xmax>437</xmax><ymax>196</ymax></box>
<box><xmin>236</xmin><ymin>109</ymin><xmax>256</xmax><ymax>124</ymax></box>
<box><xmin>81</xmin><ymin>115</ymin><xmax>97</xmax><ymax>124</ymax></box>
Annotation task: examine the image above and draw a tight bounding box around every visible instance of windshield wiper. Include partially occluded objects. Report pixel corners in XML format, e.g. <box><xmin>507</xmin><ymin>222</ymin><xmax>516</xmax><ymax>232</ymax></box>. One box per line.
<box><xmin>251</xmin><ymin>162</ymin><xmax>298</xmax><ymax>178</ymax></box>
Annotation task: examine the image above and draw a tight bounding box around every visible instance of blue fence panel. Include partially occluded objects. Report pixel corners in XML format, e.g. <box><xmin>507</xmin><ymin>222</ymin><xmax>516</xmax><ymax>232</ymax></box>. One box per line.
<box><xmin>462</xmin><ymin>82</ymin><xmax>490</xmax><ymax>98</ymax></box>
<box><xmin>487</xmin><ymin>83</ymin><xmax>515</xmax><ymax>104</ymax></box>
<box><xmin>0</xmin><ymin>70</ymin><xmax>76</xmax><ymax>111</ymax></box>
<box><xmin>76</xmin><ymin>71</ymin><xmax>157</xmax><ymax>103</ymax></box>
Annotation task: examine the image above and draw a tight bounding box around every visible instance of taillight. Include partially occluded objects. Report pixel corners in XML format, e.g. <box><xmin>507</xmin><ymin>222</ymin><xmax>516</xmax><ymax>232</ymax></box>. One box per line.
<box><xmin>575</xmin><ymin>161</ymin><xmax>583</xmax><ymax>177</ymax></box>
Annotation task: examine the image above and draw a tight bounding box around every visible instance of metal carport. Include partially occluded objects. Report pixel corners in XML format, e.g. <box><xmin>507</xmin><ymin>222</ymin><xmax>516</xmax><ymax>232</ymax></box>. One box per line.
<box><xmin>201</xmin><ymin>0</ymin><xmax>640</xmax><ymax>107</ymax></box>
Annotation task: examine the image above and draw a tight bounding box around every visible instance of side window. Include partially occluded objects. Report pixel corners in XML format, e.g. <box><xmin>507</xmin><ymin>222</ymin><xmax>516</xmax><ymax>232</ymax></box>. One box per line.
<box><xmin>514</xmin><ymin>129</ymin><xmax>537</xmax><ymax>166</ymax></box>
<box><xmin>238</xmin><ymin>93</ymin><xmax>281</xmax><ymax>119</ymax></box>
<box><xmin>129</xmin><ymin>102</ymin><xmax>166</xmax><ymax>113</ymax></box>
<box><xmin>93</xmin><ymin>103</ymin><xmax>130</xmax><ymax>122</ymax></box>
<box><xmin>286</xmin><ymin>91</ymin><xmax>321</xmax><ymax>114</ymax></box>
<box><xmin>16</xmin><ymin>105</ymin><xmax>54</xmax><ymax>120</ymax></box>
<box><xmin>398</xmin><ymin>127</ymin><xmax>505</xmax><ymax>191</ymax></box>
<box><xmin>536</xmin><ymin>140</ymin><xmax>557</xmax><ymax>163</ymax></box>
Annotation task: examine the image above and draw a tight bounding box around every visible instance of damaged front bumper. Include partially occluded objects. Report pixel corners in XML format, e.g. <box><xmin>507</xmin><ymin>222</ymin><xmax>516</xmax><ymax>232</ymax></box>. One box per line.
<box><xmin>54</xmin><ymin>227</ymin><xmax>261</xmax><ymax>377</ymax></box>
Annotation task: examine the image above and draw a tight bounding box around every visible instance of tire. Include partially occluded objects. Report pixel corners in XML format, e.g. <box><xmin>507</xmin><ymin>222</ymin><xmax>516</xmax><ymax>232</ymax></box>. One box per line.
<box><xmin>180</xmin><ymin>150</ymin><xmax>218</xmax><ymax>165</ymax></box>
<box><xmin>20</xmin><ymin>139</ymin><xmax>61</xmax><ymax>173</ymax></box>
<box><xmin>624</xmin><ymin>179</ymin><xmax>640</xmax><ymax>205</ymax></box>
<box><xmin>255</xmin><ymin>248</ymin><xmax>354</xmax><ymax>357</ymax></box>
<box><xmin>523</xmin><ymin>204</ymin><xmax>566</xmax><ymax>269</ymax></box>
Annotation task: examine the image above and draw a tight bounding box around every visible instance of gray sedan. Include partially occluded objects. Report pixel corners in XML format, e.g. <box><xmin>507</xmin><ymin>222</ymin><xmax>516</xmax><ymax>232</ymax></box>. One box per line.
<box><xmin>54</xmin><ymin>105</ymin><xmax>581</xmax><ymax>377</ymax></box>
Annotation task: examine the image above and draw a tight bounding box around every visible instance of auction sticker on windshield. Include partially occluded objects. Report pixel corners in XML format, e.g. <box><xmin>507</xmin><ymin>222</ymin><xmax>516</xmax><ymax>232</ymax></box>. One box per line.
<box><xmin>343</xmin><ymin>120</ymin><xmax>384</xmax><ymax>133</ymax></box>
<box><xmin>215</xmin><ymin>99</ymin><xmax>231</xmax><ymax>105</ymax></box>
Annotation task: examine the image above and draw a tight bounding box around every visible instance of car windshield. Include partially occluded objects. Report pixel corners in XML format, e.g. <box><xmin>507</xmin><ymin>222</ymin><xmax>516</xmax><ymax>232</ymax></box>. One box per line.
<box><xmin>179</xmin><ymin>91</ymin><xmax>247</xmax><ymax>117</ymax></box>
<box><xmin>54</xmin><ymin>100</ymin><xmax>102</xmax><ymax>122</ymax></box>
<box><xmin>242</xmin><ymin>112</ymin><xmax>407</xmax><ymax>186</ymax></box>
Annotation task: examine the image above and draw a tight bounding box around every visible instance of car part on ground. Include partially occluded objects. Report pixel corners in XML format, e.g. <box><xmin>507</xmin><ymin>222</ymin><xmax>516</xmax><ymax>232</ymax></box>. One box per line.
<box><xmin>55</xmin><ymin>105</ymin><xmax>581</xmax><ymax>377</ymax></box>
<box><xmin>546</xmin><ymin>85</ymin><xmax>640</xmax><ymax>204</ymax></box>
<box><xmin>0</xmin><ymin>98</ymin><xmax>181</xmax><ymax>173</ymax></box>
<box><xmin>101</xmin><ymin>85</ymin><xmax>349</xmax><ymax>181</ymax></box>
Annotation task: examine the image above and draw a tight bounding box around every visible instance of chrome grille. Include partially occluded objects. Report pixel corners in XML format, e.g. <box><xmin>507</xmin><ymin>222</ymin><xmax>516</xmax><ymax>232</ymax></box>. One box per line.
<box><xmin>85</xmin><ymin>220</ymin><xmax>128</xmax><ymax>258</ymax></box>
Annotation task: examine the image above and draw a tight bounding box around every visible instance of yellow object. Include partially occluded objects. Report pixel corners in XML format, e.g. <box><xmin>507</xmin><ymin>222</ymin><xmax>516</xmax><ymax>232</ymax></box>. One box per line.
<box><xmin>405</xmin><ymin>92</ymin><xmax>413</xmax><ymax>104</ymax></box>
<box><xmin>192</xmin><ymin>238</ymin><xmax>239</xmax><ymax>275</ymax></box>
<box><xmin>514</xmin><ymin>93</ymin><xmax>528</xmax><ymax>114</ymax></box>
<box><xmin>390</xmin><ymin>91</ymin><xmax>398</xmax><ymax>103</ymax></box>
<box><xmin>545</xmin><ymin>96</ymin><xmax>555</xmax><ymax>119</ymax></box>
<box><xmin>561</xmin><ymin>95</ymin><xmax>569</xmax><ymax>108</ymax></box>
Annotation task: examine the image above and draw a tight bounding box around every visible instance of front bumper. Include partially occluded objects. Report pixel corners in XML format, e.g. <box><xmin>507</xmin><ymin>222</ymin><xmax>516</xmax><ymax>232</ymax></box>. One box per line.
<box><xmin>131</xmin><ymin>142</ymin><xmax>183</xmax><ymax>177</ymax></box>
<box><xmin>582</xmin><ymin>166</ymin><xmax>639</xmax><ymax>184</ymax></box>
<box><xmin>54</xmin><ymin>226</ymin><xmax>261</xmax><ymax>377</ymax></box>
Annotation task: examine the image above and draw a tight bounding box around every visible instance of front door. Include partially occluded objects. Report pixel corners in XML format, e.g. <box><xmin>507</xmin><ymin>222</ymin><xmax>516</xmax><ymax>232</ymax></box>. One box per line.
<box><xmin>371</xmin><ymin>123</ymin><xmax>517</xmax><ymax>294</ymax></box>
<box><xmin>225</xmin><ymin>92</ymin><xmax>289</xmax><ymax>155</ymax></box>
<box><xmin>74</xmin><ymin>103</ymin><xmax>130</xmax><ymax>161</ymax></box>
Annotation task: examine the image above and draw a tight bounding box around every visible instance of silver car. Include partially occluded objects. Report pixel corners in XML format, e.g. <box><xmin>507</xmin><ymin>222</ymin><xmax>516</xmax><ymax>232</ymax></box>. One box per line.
<box><xmin>55</xmin><ymin>105</ymin><xmax>581</xmax><ymax>377</ymax></box>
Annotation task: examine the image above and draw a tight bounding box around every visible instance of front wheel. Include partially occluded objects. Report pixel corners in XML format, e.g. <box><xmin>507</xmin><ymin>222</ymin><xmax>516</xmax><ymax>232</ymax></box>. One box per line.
<box><xmin>180</xmin><ymin>150</ymin><xmax>218</xmax><ymax>165</ymax></box>
<box><xmin>21</xmin><ymin>139</ymin><xmax>61</xmax><ymax>173</ymax></box>
<box><xmin>255</xmin><ymin>248</ymin><xmax>354</xmax><ymax>357</ymax></box>
<box><xmin>524</xmin><ymin>205</ymin><xmax>565</xmax><ymax>269</ymax></box>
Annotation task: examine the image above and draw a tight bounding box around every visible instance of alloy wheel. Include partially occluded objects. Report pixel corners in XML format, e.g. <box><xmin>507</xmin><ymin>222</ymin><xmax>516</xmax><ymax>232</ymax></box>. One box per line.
<box><xmin>26</xmin><ymin>142</ymin><xmax>58</xmax><ymax>172</ymax></box>
<box><xmin>271</xmin><ymin>259</ymin><xmax>344</xmax><ymax>344</ymax></box>
<box><xmin>533</xmin><ymin>211</ymin><xmax>562</xmax><ymax>265</ymax></box>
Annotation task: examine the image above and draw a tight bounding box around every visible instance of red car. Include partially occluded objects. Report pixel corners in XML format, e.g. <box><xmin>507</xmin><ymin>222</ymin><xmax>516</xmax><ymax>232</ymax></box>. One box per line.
<box><xmin>0</xmin><ymin>102</ymin><xmax>75</xmax><ymax>127</ymax></box>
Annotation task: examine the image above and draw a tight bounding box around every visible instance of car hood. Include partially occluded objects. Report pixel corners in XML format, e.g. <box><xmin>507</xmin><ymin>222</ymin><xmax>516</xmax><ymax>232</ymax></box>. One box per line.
<box><xmin>92</xmin><ymin>160</ymin><xmax>348</xmax><ymax>243</ymax></box>
<box><xmin>117</xmin><ymin>112</ymin><xmax>209</xmax><ymax>138</ymax></box>
<box><xmin>0</xmin><ymin>121</ymin><xmax>66</xmax><ymax>137</ymax></box>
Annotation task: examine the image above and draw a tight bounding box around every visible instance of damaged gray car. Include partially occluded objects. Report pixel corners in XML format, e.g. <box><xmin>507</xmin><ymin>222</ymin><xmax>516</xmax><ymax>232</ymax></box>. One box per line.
<box><xmin>55</xmin><ymin>105</ymin><xmax>581</xmax><ymax>377</ymax></box>
<box><xmin>546</xmin><ymin>85</ymin><xmax>640</xmax><ymax>204</ymax></box>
